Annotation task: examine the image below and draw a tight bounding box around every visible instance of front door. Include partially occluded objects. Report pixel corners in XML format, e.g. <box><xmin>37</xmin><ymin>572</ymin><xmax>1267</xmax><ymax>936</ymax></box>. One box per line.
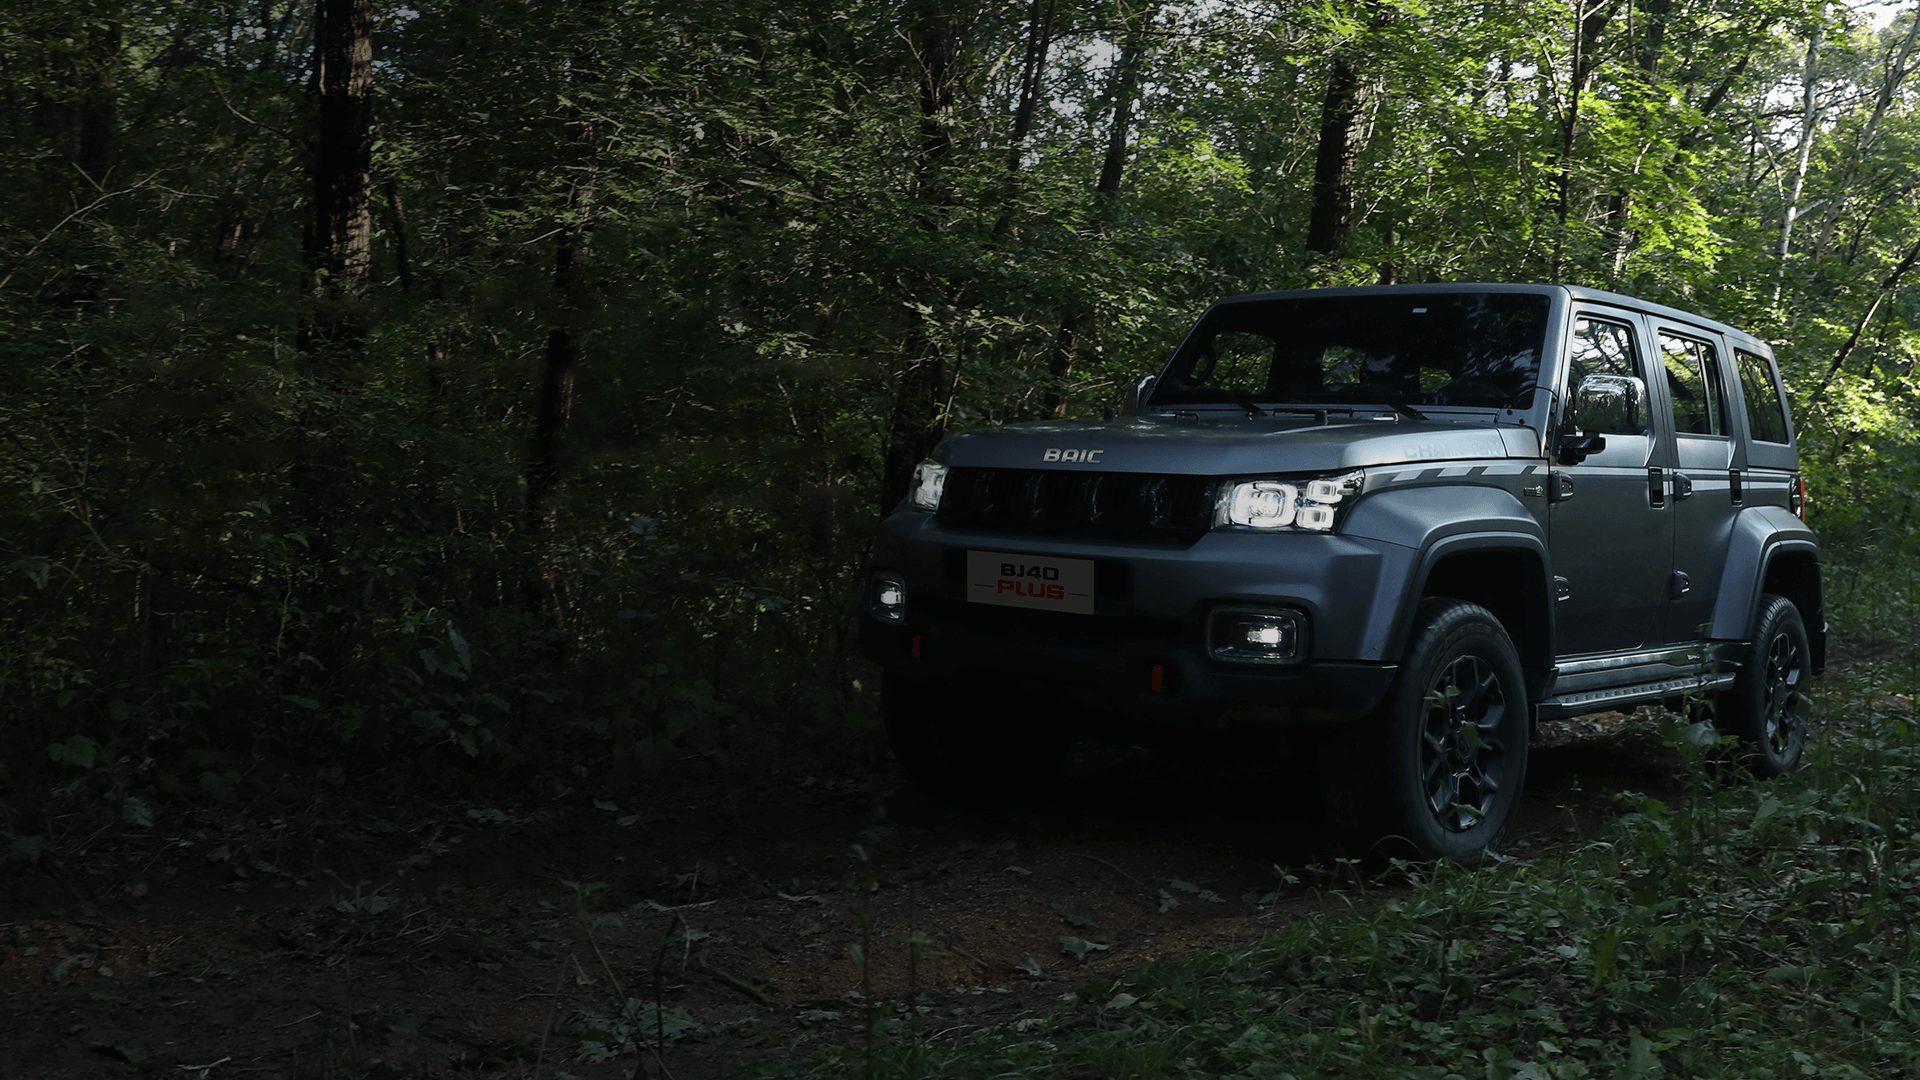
<box><xmin>1548</xmin><ymin>311</ymin><xmax>1674</xmax><ymax>656</ymax></box>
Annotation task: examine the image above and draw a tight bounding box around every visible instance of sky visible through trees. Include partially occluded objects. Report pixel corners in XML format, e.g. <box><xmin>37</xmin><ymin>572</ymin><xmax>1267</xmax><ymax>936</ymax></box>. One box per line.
<box><xmin>4</xmin><ymin>0</ymin><xmax>1920</xmax><ymax>819</ymax></box>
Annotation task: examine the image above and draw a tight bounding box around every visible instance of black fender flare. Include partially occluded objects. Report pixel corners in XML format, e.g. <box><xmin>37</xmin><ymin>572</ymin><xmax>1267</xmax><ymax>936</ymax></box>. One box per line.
<box><xmin>1342</xmin><ymin>484</ymin><xmax>1554</xmax><ymax>676</ymax></box>
<box><xmin>1708</xmin><ymin>505</ymin><xmax>1823</xmax><ymax>664</ymax></box>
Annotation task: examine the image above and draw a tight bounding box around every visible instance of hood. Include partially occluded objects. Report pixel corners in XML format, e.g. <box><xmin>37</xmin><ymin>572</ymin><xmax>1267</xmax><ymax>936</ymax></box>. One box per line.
<box><xmin>937</xmin><ymin>414</ymin><xmax>1531</xmax><ymax>475</ymax></box>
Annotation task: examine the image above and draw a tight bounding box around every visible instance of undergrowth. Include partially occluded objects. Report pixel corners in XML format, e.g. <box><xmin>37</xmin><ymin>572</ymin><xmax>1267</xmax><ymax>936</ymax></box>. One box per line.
<box><xmin>755</xmin><ymin>665</ymin><xmax>1920</xmax><ymax>1079</ymax></box>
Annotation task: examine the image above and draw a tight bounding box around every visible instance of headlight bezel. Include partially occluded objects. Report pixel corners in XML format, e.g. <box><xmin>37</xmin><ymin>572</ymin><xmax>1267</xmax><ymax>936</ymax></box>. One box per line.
<box><xmin>1212</xmin><ymin>469</ymin><xmax>1364</xmax><ymax>533</ymax></box>
<box><xmin>869</xmin><ymin>572</ymin><xmax>908</xmax><ymax>622</ymax></box>
<box><xmin>908</xmin><ymin>461</ymin><xmax>948</xmax><ymax>512</ymax></box>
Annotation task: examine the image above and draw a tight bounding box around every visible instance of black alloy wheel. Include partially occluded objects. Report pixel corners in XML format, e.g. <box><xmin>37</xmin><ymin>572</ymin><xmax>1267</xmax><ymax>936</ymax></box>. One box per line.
<box><xmin>1325</xmin><ymin>598</ymin><xmax>1530</xmax><ymax>863</ymax></box>
<box><xmin>1718</xmin><ymin>593</ymin><xmax>1812</xmax><ymax>776</ymax></box>
<box><xmin>1419</xmin><ymin>653</ymin><xmax>1514</xmax><ymax>833</ymax></box>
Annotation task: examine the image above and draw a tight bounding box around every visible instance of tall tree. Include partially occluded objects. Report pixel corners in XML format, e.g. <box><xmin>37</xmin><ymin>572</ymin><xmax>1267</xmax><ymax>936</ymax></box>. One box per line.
<box><xmin>1776</xmin><ymin>15</ymin><xmax>1824</xmax><ymax>302</ymax></box>
<box><xmin>305</xmin><ymin>0</ymin><xmax>374</xmax><ymax>353</ymax></box>
<box><xmin>1043</xmin><ymin>0</ymin><xmax>1158</xmax><ymax>416</ymax></box>
<box><xmin>879</xmin><ymin>0</ymin><xmax>974</xmax><ymax>511</ymax></box>
<box><xmin>525</xmin><ymin>22</ymin><xmax>604</xmax><ymax>538</ymax></box>
<box><xmin>1305</xmin><ymin>15</ymin><xmax>1378</xmax><ymax>262</ymax></box>
<box><xmin>993</xmin><ymin>0</ymin><xmax>1061</xmax><ymax>237</ymax></box>
<box><xmin>1549</xmin><ymin>0</ymin><xmax>1619</xmax><ymax>281</ymax></box>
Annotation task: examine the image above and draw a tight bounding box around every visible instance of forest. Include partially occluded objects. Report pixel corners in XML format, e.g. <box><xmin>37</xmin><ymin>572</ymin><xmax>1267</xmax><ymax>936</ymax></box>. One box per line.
<box><xmin>6</xmin><ymin>0</ymin><xmax>1920</xmax><ymax>848</ymax></box>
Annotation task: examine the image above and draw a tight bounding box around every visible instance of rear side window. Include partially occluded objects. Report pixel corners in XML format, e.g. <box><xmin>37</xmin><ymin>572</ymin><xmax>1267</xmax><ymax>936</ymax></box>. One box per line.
<box><xmin>1735</xmin><ymin>349</ymin><xmax>1791</xmax><ymax>444</ymax></box>
<box><xmin>1659</xmin><ymin>332</ymin><xmax>1728</xmax><ymax>436</ymax></box>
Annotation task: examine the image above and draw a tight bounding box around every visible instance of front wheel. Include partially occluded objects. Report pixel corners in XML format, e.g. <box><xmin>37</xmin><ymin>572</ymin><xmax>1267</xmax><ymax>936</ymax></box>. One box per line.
<box><xmin>1325</xmin><ymin>598</ymin><xmax>1530</xmax><ymax>862</ymax></box>
<box><xmin>1716</xmin><ymin>594</ymin><xmax>1812</xmax><ymax>776</ymax></box>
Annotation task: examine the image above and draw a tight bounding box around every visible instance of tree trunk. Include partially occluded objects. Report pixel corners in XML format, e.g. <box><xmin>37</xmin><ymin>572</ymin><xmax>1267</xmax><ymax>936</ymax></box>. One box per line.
<box><xmin>879</xmin><ymin>3</ymin><xmax>970</xmax><ymax>512</ymax></box>
<box><xmin>1550</xmin><ymin>0</ymin><xmax>1616</xmax><ymax>281</ymax></box>
<box><xmin>913</xmin><ymin>2</ymin><xmax>963</xmax><ymax>182</ymax></box>
<box><xmin>993</xmin><ymin>0</ymin><xmax>1059</xmax><ymax>237</ymax></box>
<box><xmin>1775</xmin><ymin>21</ymin><xmax>1822</xmax><ymax>303</ymax></box>
<box><xmin>75</xmin><ymin>0</ymin><xmax>121</xmax><ymax>185</ymax></box>
<box><xmin>1305</xmin><ymin>50</ymin><xmax>1371</xmax><ymax>260</ymax></box>
<box><xmin>1094</xmin><ymin>11</ymin><xmax>1151</xmax><ymax>199</ymax></box>
<box><xmin>525</xmin><ymin>67</ymin><xmax>599</xmax><ymax>535</ymax></box>
<box><xmin>1043</xmin><ymin>4</ymin><xmax>1155</xmax><ymax>417</ymax></box>
<box><xmin>305</xmin><ymin>0</ymin><xmax>374</xmax><ymax>354</ymax></box>
<box><xmin>1811</xmin><ymin>10</ymin><xmax>1920</xmax><ymax>262</ymax></box>
<box><xmin>1603</xmin><ymin>0</ymin><xmax>1671</xmax><ymax>284</ymax></box>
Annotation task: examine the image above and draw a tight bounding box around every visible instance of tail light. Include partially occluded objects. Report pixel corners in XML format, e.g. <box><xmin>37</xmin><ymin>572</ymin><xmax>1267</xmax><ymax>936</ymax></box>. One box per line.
<box><xmin>1790</xmin><ymin>474</ymin><xmax>1807</xmax><ymax>520</ymax></box>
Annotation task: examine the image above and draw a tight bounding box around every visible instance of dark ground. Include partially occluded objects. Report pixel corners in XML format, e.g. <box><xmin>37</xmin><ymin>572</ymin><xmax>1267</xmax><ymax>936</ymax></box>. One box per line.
<box><xmin>6</xmin><ymin>652</ymin><xmax>1877</xmax><ymax>1080</ymax></box>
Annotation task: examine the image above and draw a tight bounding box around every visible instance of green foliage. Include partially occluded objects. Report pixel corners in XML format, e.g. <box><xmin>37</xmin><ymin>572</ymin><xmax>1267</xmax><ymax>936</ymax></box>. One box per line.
<box><xmin>754</xmin><ymin>678</ymin><xmax>1920</xmax><ymax>1079</ymax></box>
<box><xmin>2</xmin><ymin>0</ymin><xmax>1920</xmax><ymax>831</ymax></box>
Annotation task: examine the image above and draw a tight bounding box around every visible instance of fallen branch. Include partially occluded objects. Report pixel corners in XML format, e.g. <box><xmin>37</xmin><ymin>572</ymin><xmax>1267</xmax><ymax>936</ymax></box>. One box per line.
<box><xmin>697</xmin><ymin>956</ymin><xmax>773</xmax><ymax>1006</ymax></box>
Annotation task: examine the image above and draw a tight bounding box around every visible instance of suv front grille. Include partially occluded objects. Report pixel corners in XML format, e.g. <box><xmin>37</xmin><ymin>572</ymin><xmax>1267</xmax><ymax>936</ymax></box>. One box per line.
<box><xmin>936</xmin><ymin>467</ymin><xmax>1215</xmax><ymax>541</ymax></box>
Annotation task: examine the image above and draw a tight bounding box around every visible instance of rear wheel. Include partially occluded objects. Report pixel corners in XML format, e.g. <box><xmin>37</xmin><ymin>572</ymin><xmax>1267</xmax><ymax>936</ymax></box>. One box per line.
<box><xmin>1325</xmin><ymin>598</ymin><xmax>1530</xmax><ymax>862</ymax></box>
<box><xmin>881</xmin><ymin>672</ymin><xmax>1070</xmax><ymax>807</ymax></box>
<box><xmin>1717</xmin><ymin>594</ymin><xmax>1812</xmax><ymax>776</ymax></box>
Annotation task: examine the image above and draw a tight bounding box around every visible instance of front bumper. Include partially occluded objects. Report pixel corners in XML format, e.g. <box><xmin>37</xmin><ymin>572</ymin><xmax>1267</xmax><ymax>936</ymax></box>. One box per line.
<box><xmin>859</xmin><ymin>516</ymin><xmax>1406</xmax><ymax>727</ymax></box>
<box><xmin>861</xmin><ymin>605</ymin><xmax>1395</xmax><ymax>727</ymax></box>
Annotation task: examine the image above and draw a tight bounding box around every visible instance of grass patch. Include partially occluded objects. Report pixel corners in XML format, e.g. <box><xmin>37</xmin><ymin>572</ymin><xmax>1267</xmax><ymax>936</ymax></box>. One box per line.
<box><xmin>758</xmin><ymin>667</ymin><xmax>1920</xmax><ymax>1079</ymax></box>
<box><xmin>1823</xmin><ymin>534</ymin><xmax>1920</xmax><ymax>643</ymax></box>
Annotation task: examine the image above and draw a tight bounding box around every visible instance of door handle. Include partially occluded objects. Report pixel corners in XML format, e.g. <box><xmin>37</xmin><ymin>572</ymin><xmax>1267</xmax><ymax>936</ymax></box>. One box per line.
<box><xmin>1673</xmin><ymin>472</ymin><xmax>1694</xmax><ymax>500</ymax></box>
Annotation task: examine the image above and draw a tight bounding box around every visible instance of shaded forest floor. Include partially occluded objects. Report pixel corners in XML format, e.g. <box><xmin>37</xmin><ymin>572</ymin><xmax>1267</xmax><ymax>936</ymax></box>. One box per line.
<box><xmin>2</xmin><ymin>642</ymin><xmax>1899</xmax><ymax>1080</ymax></box>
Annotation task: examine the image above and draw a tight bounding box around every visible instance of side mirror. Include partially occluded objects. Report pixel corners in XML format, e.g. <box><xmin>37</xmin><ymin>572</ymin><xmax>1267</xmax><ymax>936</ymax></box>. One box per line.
<box><xmin>1122</xmin><ymin>374</ymin><xmax>1158</xmax><ymax>417</ymax></box>
<box><xmin>1572</xmin><ymin>373</ymin><xmax>1646</xmax><ymax>435</ymax></box>
<box><xmin>1557</xmin><ymin>373</ymin><xmax>1644</xmax><ymax>465</ymax></box>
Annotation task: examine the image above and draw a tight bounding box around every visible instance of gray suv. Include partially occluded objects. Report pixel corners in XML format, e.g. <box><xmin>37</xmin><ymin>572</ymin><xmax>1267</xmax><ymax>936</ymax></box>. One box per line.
<box><xmin>861</xmin><ymin>284</ymin><xmax>1823</xmax><ymax>861</ymax></box>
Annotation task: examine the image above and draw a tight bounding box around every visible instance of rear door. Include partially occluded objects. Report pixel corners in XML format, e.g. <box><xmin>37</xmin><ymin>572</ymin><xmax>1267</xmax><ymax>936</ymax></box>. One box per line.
<box><xmin>1654</xmin><ymin>325</ymin><xmax>1742</xmax><ymax>643</ymax></box>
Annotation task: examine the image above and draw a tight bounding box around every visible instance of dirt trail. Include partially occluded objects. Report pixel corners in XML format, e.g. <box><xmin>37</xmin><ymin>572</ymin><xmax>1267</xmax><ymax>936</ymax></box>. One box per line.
<box><xmin>0</xmin><ymin>713</ymin><xmax>1706</xmax><ymax>1080</ymax></box>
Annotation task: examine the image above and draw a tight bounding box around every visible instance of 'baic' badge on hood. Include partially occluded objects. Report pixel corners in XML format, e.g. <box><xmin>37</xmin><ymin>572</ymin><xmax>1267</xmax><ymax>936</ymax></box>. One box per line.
<box><xmin>1043</xmin><ymin>448</ymin><xmax>1103</xmax><ymax>463</ymax></box>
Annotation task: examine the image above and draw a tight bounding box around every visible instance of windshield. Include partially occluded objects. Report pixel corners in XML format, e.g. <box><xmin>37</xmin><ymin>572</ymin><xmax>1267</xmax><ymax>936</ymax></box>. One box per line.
<box><xmin>1152</xmin><ymin>291</ymin><xmax>1550</xmax><ymax>412</ymax></box>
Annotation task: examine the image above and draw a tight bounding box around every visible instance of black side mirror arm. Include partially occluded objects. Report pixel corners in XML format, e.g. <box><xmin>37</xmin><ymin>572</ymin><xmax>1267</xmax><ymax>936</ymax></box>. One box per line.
<box><xmin>1555</xmin><ymin>433</ymin><xmax>1607</xmax><ymax>466</ymax></box>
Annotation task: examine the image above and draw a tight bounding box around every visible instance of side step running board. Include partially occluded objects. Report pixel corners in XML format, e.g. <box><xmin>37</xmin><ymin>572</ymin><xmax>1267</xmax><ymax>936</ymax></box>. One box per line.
<box><xmin>1538</xmin><ymin>671</ymin><xmax>1736</xmax><ymax>720</ymax></box>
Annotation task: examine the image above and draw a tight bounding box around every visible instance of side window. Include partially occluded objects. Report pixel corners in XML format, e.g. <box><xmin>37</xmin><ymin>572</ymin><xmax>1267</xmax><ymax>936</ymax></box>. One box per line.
<box><xmin>1735</xmin><ymin>348</ymin><xmax>1791</xmax><ymax>444</ymax></box>
<box><xmin>1567</xmin><ymin>317</ymin><xmax>1649</xmax><ymax>434</ymax></box>
<box><xmin>1659</xmin><ymin>332</ymin><xmax>1728</xmax><ymax>436</ymax></box>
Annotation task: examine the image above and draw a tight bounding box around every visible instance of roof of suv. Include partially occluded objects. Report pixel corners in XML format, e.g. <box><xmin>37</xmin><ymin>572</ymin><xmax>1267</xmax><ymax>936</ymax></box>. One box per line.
<box><xmin>1206</xmin><ymin>283</ymin><xmax>1773</xmax><ymax>358</ymax></box>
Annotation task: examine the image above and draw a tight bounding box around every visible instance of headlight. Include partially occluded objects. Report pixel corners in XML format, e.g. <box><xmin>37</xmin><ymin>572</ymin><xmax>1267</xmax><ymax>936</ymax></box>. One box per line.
<box><xmin>909</xmin><ymin>461</ymin><xmax>948</xmax><ymax>511</ymax></box>
<box><xmin>870</xmin><ymin>573</ymin><xmax>907</xmax><ymax>621</ymax></box>
<box><xmin>1213</xmin><ymin>470</ymin><xmax>1363</xmax><ymax>532</ymax></box>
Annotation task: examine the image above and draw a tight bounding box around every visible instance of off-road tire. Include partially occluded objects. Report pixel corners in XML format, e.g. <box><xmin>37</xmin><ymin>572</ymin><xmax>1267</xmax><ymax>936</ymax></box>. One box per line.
<box><xmin>1324</xmin><ymin>598</ymin><xmax>1530</xmax><ymax>863</ymax></box>
<box><xmin>1717</xmin><ymin>593</ymin><xmax>1812</xmax><ymax>776</ymax></box>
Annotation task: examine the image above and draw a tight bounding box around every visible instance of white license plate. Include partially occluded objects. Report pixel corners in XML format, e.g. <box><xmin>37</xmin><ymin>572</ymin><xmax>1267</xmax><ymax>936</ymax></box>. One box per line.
<box><xmin>965</xmin><ymin>550</ymin><xmax>1095</xmax><ymax>615</ymax></box>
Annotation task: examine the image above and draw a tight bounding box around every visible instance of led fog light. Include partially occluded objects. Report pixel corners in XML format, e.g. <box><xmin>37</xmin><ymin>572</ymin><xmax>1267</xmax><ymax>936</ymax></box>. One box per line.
<box><xmin>871</xmin><ymin>574</ymin><xmax>908</xmax><ymax>622</ymax></box>
<box><xmin>1207</xmin><ymin>607</ymin><xmax>1306</xmax><ymax>666</ymax></box>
